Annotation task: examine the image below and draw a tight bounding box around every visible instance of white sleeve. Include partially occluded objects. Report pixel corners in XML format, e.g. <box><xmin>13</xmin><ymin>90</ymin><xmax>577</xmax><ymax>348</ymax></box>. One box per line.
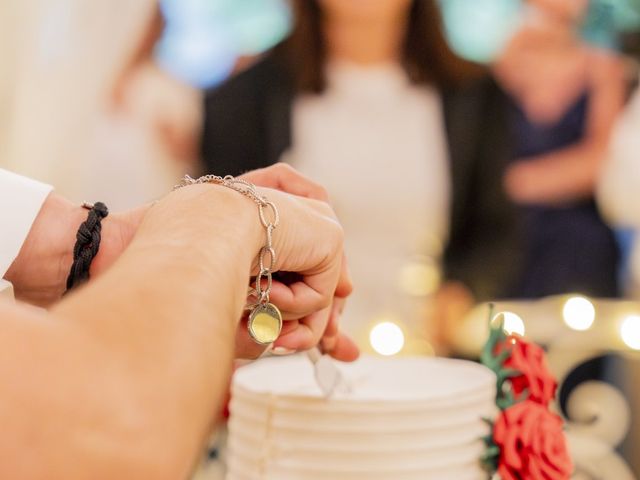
<box><xmin>0</xmin><ymin>168</ymin><xmax>53</xmax><ymax>278</ymax></box>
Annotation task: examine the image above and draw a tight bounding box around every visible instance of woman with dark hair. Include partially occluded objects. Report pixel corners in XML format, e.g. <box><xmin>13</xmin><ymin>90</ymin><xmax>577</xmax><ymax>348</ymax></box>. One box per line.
<box><xmin>201</xmin><ymin>0</ymin><xmax>520</xmax><ymax>349</ymax></box>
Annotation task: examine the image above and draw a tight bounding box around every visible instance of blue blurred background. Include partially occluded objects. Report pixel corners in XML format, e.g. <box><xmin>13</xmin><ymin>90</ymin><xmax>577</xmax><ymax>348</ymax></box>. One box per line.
<box><xmin>157</xmin><ymin>0</ymin><xmax>640</xmax><ymax>88</ymax></box>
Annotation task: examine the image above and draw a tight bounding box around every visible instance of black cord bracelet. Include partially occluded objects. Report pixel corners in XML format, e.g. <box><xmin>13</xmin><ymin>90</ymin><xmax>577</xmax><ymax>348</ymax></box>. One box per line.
<box><xmin>65</xmin><ymin>202</ymin><xmax>109</xmax><ymax>292</ymax></box>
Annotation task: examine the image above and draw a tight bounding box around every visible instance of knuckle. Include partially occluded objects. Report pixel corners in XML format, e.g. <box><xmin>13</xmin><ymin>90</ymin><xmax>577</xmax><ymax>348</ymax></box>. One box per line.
<box><xmin>307</xmin><ymin>292</ymin><xmax>331</xmax><ymax>314</ymax></box>
<box><xmin>316</xmin><ymin>221</ymin><xmax>344</xmax><ymax>272</ymax></box>
<box><xmin>330</xmin><ymin>221</ymin><xmax>345</xmax><ymax>247</ymax></box>
<box><xmin>310</xmin><ymin>326</ymin><xmax>326</xmax><ymax>348</ymax></box>
<box><xmin>274</xmin><ymin>162</ymin><xmax>292</xmax><ymax>170</ymax></box>
<box><xmin>274</xmin><ymin>162</ymin><xmax>294</xmax><ymax>175</ymax></box>
<box><xmin>318</xmin><ymin>293</ymin><xmax>333</xmax><ymax>311</ymax></box>
<box><xmin>300</xmin><ymin>337</ymin><xmax>317</xmax><ymax>351</ymax></box>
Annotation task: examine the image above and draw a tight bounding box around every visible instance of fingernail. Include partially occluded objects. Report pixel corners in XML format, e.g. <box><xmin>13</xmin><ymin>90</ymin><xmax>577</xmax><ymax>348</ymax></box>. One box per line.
<box><xmin>271</xmin><ymin>347</ymin><xmax>296</xmax><ymax>356</ymax></box>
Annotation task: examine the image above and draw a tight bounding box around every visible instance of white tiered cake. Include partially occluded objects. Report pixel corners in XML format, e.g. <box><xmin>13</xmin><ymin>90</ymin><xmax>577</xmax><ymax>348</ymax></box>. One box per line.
<box><xmin>226</xmin><ymin>355</ymin><xmax>496</xmax><ymax>480</ymax></box>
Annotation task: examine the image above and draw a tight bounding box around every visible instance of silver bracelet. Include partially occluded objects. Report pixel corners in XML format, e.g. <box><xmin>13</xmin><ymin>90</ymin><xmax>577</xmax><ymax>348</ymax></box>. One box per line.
<box><xmin>174</xmin><ymin>174</ymin><xmax>282</xmax><ymax>345</ymax></box>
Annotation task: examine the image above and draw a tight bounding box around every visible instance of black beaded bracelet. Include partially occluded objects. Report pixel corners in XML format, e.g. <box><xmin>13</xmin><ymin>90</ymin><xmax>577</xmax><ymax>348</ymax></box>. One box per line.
<box><xmin>65</xmin><ymin>202</ymin><xmax>109</xmax><ymax>292</ymax></box>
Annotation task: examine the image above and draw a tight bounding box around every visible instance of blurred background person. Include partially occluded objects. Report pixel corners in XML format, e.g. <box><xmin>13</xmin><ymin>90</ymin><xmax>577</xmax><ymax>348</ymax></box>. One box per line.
<box><xmin>201</xmin><ymin>0</ymin><xmax>521</xmax><ymax>352</ymax></box>
<box><xmin>90</xmin><ymin>5</ymin><xmax>201</xmax><ymax>210</ymax></box>
<box><xmin>598</xmin><ymin>66</ymin><xmax>640</xmax><ymax>297</ymax></box>
<box><xmin>1</xmin><ymin>0</ymin><xmax>199</xmax><ymax>211</ymax></box>
<box><xmin>494</xmin><ymin>0</ymin><xmax>627</xmax><ymax>298</ymax></box>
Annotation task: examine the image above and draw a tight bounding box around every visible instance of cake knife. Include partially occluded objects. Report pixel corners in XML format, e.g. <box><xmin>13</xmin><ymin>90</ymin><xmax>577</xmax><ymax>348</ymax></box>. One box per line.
<box><xmin>306</xmin><ymin>347</ymin><xmax>350</xmax><ymax>397</ymax></box>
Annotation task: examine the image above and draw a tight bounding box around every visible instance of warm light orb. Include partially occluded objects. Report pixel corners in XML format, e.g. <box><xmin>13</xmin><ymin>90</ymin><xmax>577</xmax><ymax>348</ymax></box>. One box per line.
<box><xmin>501</xmin><ymin>312</ymin><xmax>526</xmax><ymax>336</ymax></box>
<box><xmin>370</xmin><ymin>322</ymin><xmax>405</xmax><ymax>356</ymax></box>
<box><xmin>620</xmin><ymin>315</ymin><xmax>640</xmax><ymax>350</ymax></box>
<box><xmin>563</xmin><ymin>296</ymin><xmax>596</xmax><ymax>331</ymax></box>
<box><xmin>398</xmin><ymin>259</ymin><xmax>441</xmax><ymax>297</ymax></box>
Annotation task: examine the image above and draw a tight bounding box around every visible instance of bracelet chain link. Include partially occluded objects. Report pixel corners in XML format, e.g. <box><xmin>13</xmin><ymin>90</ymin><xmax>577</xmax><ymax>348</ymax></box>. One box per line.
<box><xmin>174</xmin><ymin>174</ymin><xmax>282</xmax><ymax>345</ymax></box>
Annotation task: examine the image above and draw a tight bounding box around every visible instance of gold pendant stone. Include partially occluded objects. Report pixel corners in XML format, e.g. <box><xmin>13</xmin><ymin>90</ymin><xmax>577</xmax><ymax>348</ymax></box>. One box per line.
<box><xmin>248</xmin><ymin>303</ymin><xmax>283</xmax><ymax>345</ymax></box>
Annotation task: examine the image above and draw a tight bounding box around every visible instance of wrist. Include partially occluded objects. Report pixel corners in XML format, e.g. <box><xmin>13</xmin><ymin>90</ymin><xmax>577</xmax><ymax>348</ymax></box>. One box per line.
<box><xmin>131</xmin><ymin>184</ymin><xmax>263</xmax><ymax>272</ymax></box>
<box><xmin>198</xmin><ymin>186</ymin><xmax>265</xmax><ymax>273</ymax></box>
<box><xmin>124</xmin><ymin>184</ymin><xmax>264</xmax><ymax>320</ymax></box>
<box><xmin>5</xmin><ymin>193</ymin><xmax>85</xmax><ymax>305</ymax></box>
<box><xmin>90</xmin><ymin>206</ymin><xmax>147</xmax><ymax>277</ymax></box>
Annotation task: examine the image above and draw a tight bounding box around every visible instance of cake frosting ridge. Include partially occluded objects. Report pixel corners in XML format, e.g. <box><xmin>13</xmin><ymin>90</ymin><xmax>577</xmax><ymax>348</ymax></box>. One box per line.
<box><xmin>226</xmin><ymin>355</ymin><xmax>496</xmax><ymax>480</ymax></box>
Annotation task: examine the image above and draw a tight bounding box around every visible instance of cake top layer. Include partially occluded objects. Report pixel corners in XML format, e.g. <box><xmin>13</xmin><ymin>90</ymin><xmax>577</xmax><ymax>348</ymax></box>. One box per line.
<box><xmin>233</xmin><ymin>355</ymin><xmax>495</xmax><ymax>403</ymax></box>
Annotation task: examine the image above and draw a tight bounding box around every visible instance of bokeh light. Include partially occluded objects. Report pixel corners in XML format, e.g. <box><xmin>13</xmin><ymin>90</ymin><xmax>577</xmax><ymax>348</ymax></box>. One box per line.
<box><xmin>563</xmin><ymin>296</ymin><xmax>596</xmax><ymax>331</ymax></box>
<box><xmin>491</xmin><ymin>311</ymin><xmax>526</xmax><ymax>336</ymax></box>
<box><xmin>605</xmin><ymin>0</ymin><xmax>640</xmax><ymax>32</ymax></box>
<box><xmin>370</xmin><ymin>322</ymin><xmax>405</xmax><ymax>356</ymax></box>
<box><xmin>156</xmin><ymin>0</ymin><xmax>640</xmax><ymax>86</ymax></box>
<box><xmin>503</xmin><ymin>312</ymin><xmax>526</xmax><ymax>336</ymax></box>
<box><xmin>157</xmin><ymin>26</ymin><xmax>236</xmax><ymax>88</ymax></box>
<box><xmin>398</xmin><ymin>259</ymin><xmax>441</xmax><ymax>297</ymax></box>
<box><xmin>158</xmin><ymin>0</ymin><xmax>291</xmax><ymax>87</ymax></box>
<box><xmin>620</xmin><ymin>314</ymin><xmax>640</xmax><ymax>350</ymax></box>
<box><xmin>439</xmin><ymin>0</ymin><xmax>524</xmax><ymax>63</ymax></box>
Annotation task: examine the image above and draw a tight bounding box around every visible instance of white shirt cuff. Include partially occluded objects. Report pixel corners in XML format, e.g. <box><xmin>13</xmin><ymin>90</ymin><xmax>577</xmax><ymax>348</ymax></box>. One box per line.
<box><xmin>0</xmin><ymin>168</ymin><xmax>53</xmax><ymax>278</ymax></box>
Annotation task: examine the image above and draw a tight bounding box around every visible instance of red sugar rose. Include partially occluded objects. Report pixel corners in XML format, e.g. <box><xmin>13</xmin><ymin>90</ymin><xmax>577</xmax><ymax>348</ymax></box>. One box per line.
<box><xmin>499</xmin><ymin>335</ymin><xmax>558</xmax><ymax>406</ymax></box>
<box><xmin>494</xmin><ymin>400</ymin><xmax>573</xmax><ymax>480</ymax></box>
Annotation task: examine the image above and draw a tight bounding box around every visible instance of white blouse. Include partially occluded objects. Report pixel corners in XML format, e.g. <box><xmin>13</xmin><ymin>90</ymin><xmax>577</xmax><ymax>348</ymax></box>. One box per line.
<box><xmin>287</xmin><ymin>61</ymin><xmax>450</xmax><ymax>346</ymax></box>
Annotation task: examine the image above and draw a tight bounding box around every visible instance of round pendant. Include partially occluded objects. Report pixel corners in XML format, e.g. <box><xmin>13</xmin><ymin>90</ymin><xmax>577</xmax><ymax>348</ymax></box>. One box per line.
<box><xmin>248</xmin><ymin>303</ymin><xmax>283</xmax><ymax>345</ymax></box>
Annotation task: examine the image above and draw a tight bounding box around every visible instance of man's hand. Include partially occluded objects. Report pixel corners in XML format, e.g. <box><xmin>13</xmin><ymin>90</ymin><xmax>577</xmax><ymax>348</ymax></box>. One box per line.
<box><xmin>4</xmin><ymin>194</ymin><xmax>145</xmax><ymax>307</ymax></box>
<box><xmin>7</xmin><ymin>164</ymin><xmax>358</xmax><ymax>362</ymax></box>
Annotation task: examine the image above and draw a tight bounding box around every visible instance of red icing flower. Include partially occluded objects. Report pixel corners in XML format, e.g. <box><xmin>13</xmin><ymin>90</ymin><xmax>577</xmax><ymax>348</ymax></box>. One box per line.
<box><xmin>498</xmin><ymin>335</ymin><xmax>557</xmax><ymax>406</ymax></box>
<box><xmin>494</xmin><ymin>400</ymin><xmax>573</xmax><ymax>480</ymax></box>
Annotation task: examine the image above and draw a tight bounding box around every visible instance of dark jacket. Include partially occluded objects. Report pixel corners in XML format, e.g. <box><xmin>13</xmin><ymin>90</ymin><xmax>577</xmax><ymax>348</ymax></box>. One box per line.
<box><xmin>201</xmin><ymin>56</ymin><xmax>522</xmax><ymax>301</ymax></box>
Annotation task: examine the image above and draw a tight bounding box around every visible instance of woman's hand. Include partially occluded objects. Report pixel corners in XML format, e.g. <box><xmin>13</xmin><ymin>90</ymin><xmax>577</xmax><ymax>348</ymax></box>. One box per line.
<box><xmin>239</xmin><ymin>164</ymin><xmax>358</xmax><ymax>362</ymax></box>
<box><xmin>240</xmin><ymin>163</ymin><xmax>331</xmax><ymax>201</ymax></box>
<box><xmin>238</xmin><ymin>163</ymin><xmax>359</xmax><ymax>361</ymax></box>
<box><xmin>132</xmin><ymin>178</ymin><xmax>354</xmax><ymax>361</ymax></box>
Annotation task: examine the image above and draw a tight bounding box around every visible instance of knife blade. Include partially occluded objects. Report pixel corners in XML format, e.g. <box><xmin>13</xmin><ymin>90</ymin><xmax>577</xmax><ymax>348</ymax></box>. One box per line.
<box><xmin>306</xmin><ymin>347</ymin><xmax>351</xmax><ymax>398</ymax></box>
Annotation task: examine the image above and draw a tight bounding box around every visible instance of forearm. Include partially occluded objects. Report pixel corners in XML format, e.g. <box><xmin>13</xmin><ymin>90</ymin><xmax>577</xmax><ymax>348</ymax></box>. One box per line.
<box><xmin>0</xmin><ymin>187</ymin><xmax>260</xmax><ymax>479</ymax></box>
<box><xmin>506</xmin><ymin>140</ymin><xmax>606</xmax><ymax>205</ymax></box>
<box><xmin>55</xmin><ymin>252</ymin><xmax>245</xmax><ymax>478</ymax></box>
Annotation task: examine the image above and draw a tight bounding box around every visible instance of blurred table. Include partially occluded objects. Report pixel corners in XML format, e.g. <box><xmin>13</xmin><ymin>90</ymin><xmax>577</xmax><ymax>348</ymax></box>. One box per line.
<box><xmin>192</xmin><ymin>460</ymin><xmax>225</xmax><ymax>480</ymax></box>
